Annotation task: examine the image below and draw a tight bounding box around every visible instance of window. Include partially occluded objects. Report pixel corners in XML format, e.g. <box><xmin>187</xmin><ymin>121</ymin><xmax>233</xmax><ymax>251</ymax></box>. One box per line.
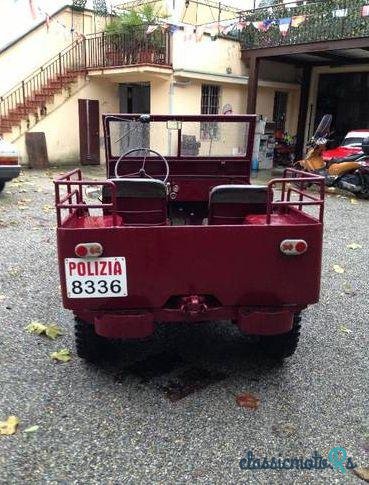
<box><xmin>201</xmin><ymin>84</ymin><xmax>220</xmax><ymax>139</ymax></box>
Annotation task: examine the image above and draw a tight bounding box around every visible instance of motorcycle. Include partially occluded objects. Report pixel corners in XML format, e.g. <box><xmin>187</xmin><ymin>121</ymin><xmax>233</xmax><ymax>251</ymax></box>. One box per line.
<box><xmin>297</xmin><ymin>115</ymin><xmax>369</xmax><ymax>199</ymax></box>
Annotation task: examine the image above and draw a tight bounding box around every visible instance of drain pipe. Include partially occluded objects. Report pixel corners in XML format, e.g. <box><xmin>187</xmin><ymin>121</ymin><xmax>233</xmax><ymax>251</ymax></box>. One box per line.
<box><xmin>168</xmin><ymin>80</ymin><xmax>192</xmax><ymax>155</ymax></box>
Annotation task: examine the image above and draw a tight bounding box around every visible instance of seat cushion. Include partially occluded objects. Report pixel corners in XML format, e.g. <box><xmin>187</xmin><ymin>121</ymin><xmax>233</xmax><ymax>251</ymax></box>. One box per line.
<box><xmin>103</xmin><ymin>178</ymin><xmax>167</xmax><ymax>199</ymax></box>
<box><xmin>208</xmin><ymin>184</ymin><xmax>269</xmax><ymax>225</ymax></box>
<box><xmin>209</xmin><ymin>184</ymin><xmax>268</xmax><ymax>204</ymax></box>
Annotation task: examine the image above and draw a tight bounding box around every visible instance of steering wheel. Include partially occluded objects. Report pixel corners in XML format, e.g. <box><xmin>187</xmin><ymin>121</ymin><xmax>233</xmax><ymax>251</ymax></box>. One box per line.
<box><xmin>114</xmin><ymin>147</ymin><xmax>169</xmax><ymax>183</ymax></box>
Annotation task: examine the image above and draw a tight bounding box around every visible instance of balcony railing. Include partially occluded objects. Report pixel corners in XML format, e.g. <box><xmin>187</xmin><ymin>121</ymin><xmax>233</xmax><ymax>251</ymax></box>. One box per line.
<box><xmin>85</xmin><ymin>28</ymin><xmax>171</xmax><ymax>69</ymax></box>
<box><xmin>239</xmin><ymin>0</ymin><xmax>369</xmax><ymax>50</ymax></box>
<box><xmin>0</xmin><ymin>28</ymin><xmax>172</xmax><ymax>131</ymax></box>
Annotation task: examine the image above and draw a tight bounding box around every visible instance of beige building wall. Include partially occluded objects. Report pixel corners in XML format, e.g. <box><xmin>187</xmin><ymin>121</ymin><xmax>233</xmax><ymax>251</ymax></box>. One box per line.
<box><xmin>173</xmin><ymin>31</ymin><xmax>246</xmax><ymax>77</ymax></box>
<box><xmin>10</xmin><ymin>78</ymin><xmax>119</xmax><ymax>164</ymax></box>
<box><xmin>0</xmin><ymin>8</ymin><xmax>108</xmax><ymax>95</ymax></box>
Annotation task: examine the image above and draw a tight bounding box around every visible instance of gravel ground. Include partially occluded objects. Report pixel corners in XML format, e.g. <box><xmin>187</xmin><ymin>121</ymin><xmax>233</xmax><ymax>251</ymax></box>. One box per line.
<box><xmin>0</xmin><ymin>166</ymin><xmax>368</xmax><ymax>485</ymax></box>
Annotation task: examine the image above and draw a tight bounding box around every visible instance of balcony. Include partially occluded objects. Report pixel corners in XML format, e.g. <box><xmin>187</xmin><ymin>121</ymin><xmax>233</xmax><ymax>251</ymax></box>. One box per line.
<box><xmin>239</xmin><ymin>0</ymin><xmax>369</xmax><ymax>51</ymax></box>
<box><xmin>85</xmin><ymin>28</ymin><xmax>172</xmax><ymax>70</ymax></box>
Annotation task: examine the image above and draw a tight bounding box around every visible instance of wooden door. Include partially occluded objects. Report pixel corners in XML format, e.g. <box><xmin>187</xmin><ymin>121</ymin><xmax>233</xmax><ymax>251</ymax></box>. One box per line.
<box><xmin>78</xmin><ymin>99</ymin><xmax>100</xmax><ymax>165</ymax></box>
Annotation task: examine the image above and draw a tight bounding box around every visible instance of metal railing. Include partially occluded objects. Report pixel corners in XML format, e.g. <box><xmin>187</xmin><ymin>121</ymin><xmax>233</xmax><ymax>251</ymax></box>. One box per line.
<box><xmin>85</xmin><ymin>28</ymin><xmax>171</xmax><ymax>69</ymax></box>
<box><xmin>0</xmin><ymin>40</ymin><xmax>86</xmax><ymax>124</ymax></box>
<box><xmin>266</xmin><ymin>168</ymin><xmax>325</xmax><ymax>224</ymax></box>
<box><xmin>0</xmin><ymin>28</ymin><xmax>171</xmax><ymax>130</ymax></box>
<box><xmin>239</xmin><ymin>0</ymin><xmax>369</xmax><ymax>50</ymax></box>
<box><xmin>54</xmin><ymin>168</ymin><xmax>119</xmax><ymax>227</ymax></box>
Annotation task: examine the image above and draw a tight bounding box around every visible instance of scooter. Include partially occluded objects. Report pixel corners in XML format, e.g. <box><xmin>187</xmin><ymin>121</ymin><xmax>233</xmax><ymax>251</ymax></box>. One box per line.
<box><xmin>297</xmin><ymin>115</ymin><xmax>369</xmax><ymax>199</ymax></box>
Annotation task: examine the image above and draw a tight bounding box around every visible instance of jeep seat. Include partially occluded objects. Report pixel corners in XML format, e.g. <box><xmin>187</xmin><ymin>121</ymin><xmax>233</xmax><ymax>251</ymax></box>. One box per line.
<box><xmin>208</xmin><ymin>185</ymin><xmax>269</xmax><ymax>225</ymax></box>
<box><xmin>103</xmin><ymin>178</ymin><xmax>168</xmax><ymax>226</ymax></box>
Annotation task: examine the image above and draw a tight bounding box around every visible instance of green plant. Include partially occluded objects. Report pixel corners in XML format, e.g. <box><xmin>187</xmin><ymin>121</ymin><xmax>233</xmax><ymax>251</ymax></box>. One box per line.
<box><xmin>105</xmin><ymin>4</ymin><xmax>163</xmax><ymax>36</ymax></box>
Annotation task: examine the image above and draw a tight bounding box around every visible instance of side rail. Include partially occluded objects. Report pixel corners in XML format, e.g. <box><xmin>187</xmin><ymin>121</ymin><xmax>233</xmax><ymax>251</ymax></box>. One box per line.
<box><xmin>266</xmin><ymin>168</ymin><xmax>325</xmax><ymax>224</ymax></box>
<box><xmin>54</xmin><ymin>169</ymin><xmax>118</xmax><ymax>227</ymax></box>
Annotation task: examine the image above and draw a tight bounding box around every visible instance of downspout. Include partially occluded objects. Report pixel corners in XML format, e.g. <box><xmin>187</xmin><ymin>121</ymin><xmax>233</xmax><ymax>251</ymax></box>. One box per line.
<box><xmin>168</xmin><ymin>81</ymin><xmax>175</xmax><ymax>155</ymax></box>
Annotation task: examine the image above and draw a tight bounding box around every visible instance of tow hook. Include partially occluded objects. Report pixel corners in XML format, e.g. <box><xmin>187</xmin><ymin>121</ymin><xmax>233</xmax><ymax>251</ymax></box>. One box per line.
<box><xmin>180</xmin><ymin>295</ymin><xmax>208</xmax><ymax>317</ymax></box>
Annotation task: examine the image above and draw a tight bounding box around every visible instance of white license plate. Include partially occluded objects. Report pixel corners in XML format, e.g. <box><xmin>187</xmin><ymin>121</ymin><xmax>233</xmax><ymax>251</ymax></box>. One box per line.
<box><xmin>64</xmin><ymin>257</ymin><xmax>127</xmax><ymax>299</ymax></box>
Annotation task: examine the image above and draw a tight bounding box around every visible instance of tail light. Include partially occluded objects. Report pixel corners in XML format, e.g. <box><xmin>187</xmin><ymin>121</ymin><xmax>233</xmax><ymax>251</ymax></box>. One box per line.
<box><xmin>280</xmin><ymin>239</ymin><xmax>308</xmax><ymax>256</ymax></box>
<box><xmin>75</xmin><ymin>243</ymin><xmax>103</xmax><ymax>258</ymax></box>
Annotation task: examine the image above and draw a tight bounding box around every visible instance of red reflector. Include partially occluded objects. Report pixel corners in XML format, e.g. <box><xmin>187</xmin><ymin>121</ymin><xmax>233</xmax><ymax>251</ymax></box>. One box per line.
<box><xmin>75</xmin><ymin>243</ymin><xmax>103</xmax><ymax>258</ymax></box>
<box><xmin>295</xmin><ymin>241</ymin><xmax>307</xmax><ymax>253</ymax></box>
<box><xmin>75</xmin><ymin>245</ymin><xmax>88</xmax><ymax>257</ymax></box>
<box><xmin>280</xmin><ymin>239</ymin><xmax>308</xmax><ymax>256</ymax></box>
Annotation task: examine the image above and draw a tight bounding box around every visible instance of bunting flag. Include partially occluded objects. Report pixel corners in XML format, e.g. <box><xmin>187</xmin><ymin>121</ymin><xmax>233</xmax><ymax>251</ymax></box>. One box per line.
<box><xmin>362</xmin><ymin>5</ymin><xmax>369</xmax><ymax>17</ymax></box>
<box><xmin>29</xmin><ymin>0</ymin><xmax>36</xmax><ymax>19</ymax></box>
<box><xmin>252</xmin><ymin>21</ymin><xmax>264</xmax><ymax>31</ymax></box>
<box><xmin>160</xmin><ymin>23</ymin><xmax>170</xmax><ymax>33</ymax></box>
<box><xmin>278</xmin><ymin>17</ymin><xmax>291</xmax><ymax>37</ymax></box>
<box><xmin>333</xmin><ymin>8</ymin><xmax>348</xmax><ymax>18</ymax></box>
<box><xmin>234</xmin><ymin>21</ymin><xmax>248</xmax><ymax>32</ymax></box>
<box><xmin>146</xmin><ymin>25</ymin><xmax>158</xmax><ymax>35</ymax></box>
<box><xmin>45</xmin><ymin>14</ymin><xmax>50</xmax><ymax>32</ymax></box>
<box><xmin>291</xmin><ymin>15</ymin><xmax>307</xmax><ymax>28</ymax></box>
<box><xmin>183</xmin><ymin>25</ymin><xmax>194</xmax><ymax>41</ymax></box>
<box><xmin>195</xmin><ymin>26</ymin><xmax>205</xmax><ymax>42</ymax></box>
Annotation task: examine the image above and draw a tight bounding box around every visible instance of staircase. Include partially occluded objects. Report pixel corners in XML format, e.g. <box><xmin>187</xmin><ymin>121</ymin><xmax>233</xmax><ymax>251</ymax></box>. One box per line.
<box><xmin>0</xmin><ymin>40</ymin><xmax>87</xmax><ymax>137</ymax></box>
<box><xmin>0</xmin><ymin>28</ymin><xmax>171</xmax><ymax>138</ymax></box>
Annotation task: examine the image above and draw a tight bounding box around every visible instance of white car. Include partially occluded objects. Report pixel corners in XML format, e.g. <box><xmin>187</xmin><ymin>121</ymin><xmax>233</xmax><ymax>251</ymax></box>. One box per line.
<box><xmin>0</xmin><ymin>138</ymin><xmax>21</xmax><ymax>192</ymax></box>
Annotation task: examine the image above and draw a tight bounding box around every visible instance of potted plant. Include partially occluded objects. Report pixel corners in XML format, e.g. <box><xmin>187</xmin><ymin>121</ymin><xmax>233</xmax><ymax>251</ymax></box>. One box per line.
<box><xmin>104</xmin><ymin>5</ymin><xmax>166</xmax><ymax>66</ymax></box>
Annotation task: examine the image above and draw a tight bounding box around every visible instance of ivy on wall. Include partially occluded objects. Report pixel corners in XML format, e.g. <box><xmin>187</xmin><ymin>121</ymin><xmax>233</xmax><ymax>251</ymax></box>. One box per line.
<box><xmin>240</xmin><ymin>0</ymin><xmax>369</xmax><ymax>49</ymax></box>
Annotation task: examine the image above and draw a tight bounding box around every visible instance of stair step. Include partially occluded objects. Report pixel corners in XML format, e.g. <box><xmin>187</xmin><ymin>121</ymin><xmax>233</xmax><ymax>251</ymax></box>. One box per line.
<box><xmin>32</xmin><ymin>93</ymin><xmax>54</xmax><ymax>101</ymax></box>
<box><xmin>0</xmin><ymin>126</ymin><xmax>13</xmax><ymax>133</ymax></box>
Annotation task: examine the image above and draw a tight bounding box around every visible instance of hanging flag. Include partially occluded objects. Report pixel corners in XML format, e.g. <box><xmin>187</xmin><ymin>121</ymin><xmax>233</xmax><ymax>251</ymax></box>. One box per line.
<box><xmin>333</xmin><ymin>9</ymin><xmax>348</xmax><ymax>18</ymax></box>
<box><xmin>45</xmin><ymin>14</ymin><xmax>50</xmax><ymax>32</ymax></box>
<box><xmin>160</xmin><ymin>23</ymin><xmax>170</xmax><ymax>32</ymax></box>
<box><xmin>169</xmin><ymin>24</ymin><xmax>181</xmax><ymax>33</ymax></box>
<box><xmin>29</xmin><ymin>0</ymin><xmax>36</xmax><ymax>19</ymax></box>
<box><xmin>362</xmin><ymin>5</ymin><xmax>369</xmax><ymax>17</ymax></box>
<box><xmin>262</xmin><ymin>19</ymin><xmax>276</xmax><ymax>31</ymax></box>
<box><xmin>146</xmin><ymin>25</ymin><xmax>158</xmax><ymax>35</ymax></box>
<box><xmin>278</xmin><ymin>17</ymin><xmax>291</xmax><ymax>37</ymax></box>
<box><xmin>195</xmin><ymin>26</ymin><xmax>205</xmax><ymax>42</ymax></box>
<box><xmin>252</xmin><ymin>21</ymin><xmax>264</xmax><ymax>31</ymax></box>
<box><xmin>234</xmin><ymin>21</ymin><xmax>248</xmax><ymax>32</ymax></box>
<box><xmin>291</xmin><ymin>15</ymin><xmax>307</xmax><ymax>28</ymax></box>
<box><xmin>183</xmin><ymin>25</ymin><xmax>194</xmax><ymax>41</ymax></box>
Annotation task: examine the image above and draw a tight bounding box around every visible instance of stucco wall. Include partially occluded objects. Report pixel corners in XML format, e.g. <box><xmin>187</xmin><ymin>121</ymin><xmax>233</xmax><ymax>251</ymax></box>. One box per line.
<box><xmin>0</xmin><ymin>8</ymin><xmax>106</xmax><ymax>96</ymax></box>
<box><xmin>172</xmin><ymin>31</ymin><xmax>246</xmax><ymax>78</ymax></box>
<box><xmin>11</xmin><ymin>77</ymin><xmax>119</xmax><ymax>165</ymax></box>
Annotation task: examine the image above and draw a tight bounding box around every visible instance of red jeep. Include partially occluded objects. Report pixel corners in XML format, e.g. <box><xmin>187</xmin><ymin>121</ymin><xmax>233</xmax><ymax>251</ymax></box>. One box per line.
<box><xmin>55</xmin><ymin>114</ymin><xmax>324</xmax><ymax>362</ymax></box>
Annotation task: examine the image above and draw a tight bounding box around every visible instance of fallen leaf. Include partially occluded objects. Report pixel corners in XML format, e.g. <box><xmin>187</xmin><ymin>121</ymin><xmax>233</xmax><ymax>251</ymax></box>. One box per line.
<box><xmin>8</xmin><ymin>267</ymin><xmax>20</xmax><ymax>276</ymax></box>
<box><xmin>0</xmin><ymin>416</ymin><xmax>20</xmax><ymax>435</ymax></box>
<box><xmin>350</xmin><ymin>198</ymin><xmax>358</xmax><ymax>205</ymax></box>
<box><xmin>347</xmin><ymin>243</ymin><xmax>362</xmax><ymax>250</ymax></box>
<box><xmin>333</xmin><ymin>264</ymin><xmax>345</xmax><ymax>274</ymax></box>
<box><xmin>26</xmin><ymin>321</ymin><xmax>47</xmax><ymax>335</ymax></box>
<box><xmin>45</xmin><ymin>324</ymin><xmax>63</xmax><ymax>340</ymax></box>
<box><xmin>339</xmin><ymin>325</ymin><xmax>352</xmax><ymax>335</ymax></box>
<box><xmin>272</xmin><ymin>422</ymin><xmax>297</xmax><ymax>437</ymax></box>
<box><xmin>26</xmin><ymin>322</ymin><xmax>63</xmax><ymax>339</ymax></box>
<box><xmin>236</xmin><ymin>393</ymin><xmax>260</xmax><ymax>410</ymax></box>
<box><xmin>0</xmin><ymin>295</ymin><xmax>6</xmax><ymax>301</ymax></box>
<box><xmin>43</xmin><ymin>205</ymin><xmax>53</xmax><ymax>213</ymax></box>
<box><xmin>342</xmin><ymin>284</ymin><xmax>356</xmax><ymax>296</ymax></box>
<box><xmin>24</xmin><ymin>425</ymin><xmax>39</xmax><ymax>434</ymax></box>
<box><xmin>50</xmin><ymin>349</ymin><xmax>71</xmax><ymax>363</ymax></box>
<box><xmin>353</xmin><ymin>467</ymin><xmax>369</xmax><ymax>482</ymax></box>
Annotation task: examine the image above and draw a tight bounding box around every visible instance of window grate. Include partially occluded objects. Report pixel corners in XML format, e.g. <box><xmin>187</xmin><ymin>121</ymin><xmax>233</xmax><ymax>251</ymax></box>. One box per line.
<box><xmin>201</xmin><ymin>84</ymin><xmax>220</xmax><ymax>140</ymax></box>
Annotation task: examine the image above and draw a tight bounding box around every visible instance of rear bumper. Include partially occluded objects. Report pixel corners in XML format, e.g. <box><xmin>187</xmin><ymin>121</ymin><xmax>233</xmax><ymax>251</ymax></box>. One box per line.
<box><xmin>0</xmin><ymin>165</ymin><xmax>21</xmax><ymax>182</ymax></box>
<box><xmin>76</xmin><ymin>305</ymin><xmax>303</xmax><ymax>339</ymax></box>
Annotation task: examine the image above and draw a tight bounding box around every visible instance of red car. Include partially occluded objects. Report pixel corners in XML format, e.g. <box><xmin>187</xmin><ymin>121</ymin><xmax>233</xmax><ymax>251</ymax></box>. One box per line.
<box><xmin>54</xmin><ymin>114</ymin><xmax>325</xmax><ymax>363</ymax></box>
<box><xmin>323</xmin><ymin>130</ymin><xmax>369</xmax><ymax>161</ymax></box>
